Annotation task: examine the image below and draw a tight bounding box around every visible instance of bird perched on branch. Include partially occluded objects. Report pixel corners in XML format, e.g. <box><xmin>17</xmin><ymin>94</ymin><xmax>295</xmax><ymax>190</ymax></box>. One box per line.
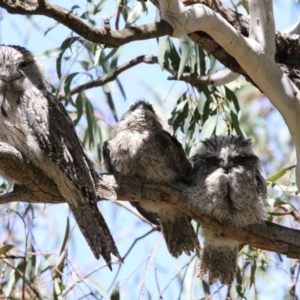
<box><xmin>103</xmin><ymin>100</ymin><xmax>200</xmax><ymax>257</ymax></box>
<box><xmin>0</xmin><ymin>45</ymin><xmax>121</xmax><ymax>268</ymax></box>
<box><xmin>189</xmin><ymin>135</ymin><xmax>267</xmax><ymax>284</ymax></box>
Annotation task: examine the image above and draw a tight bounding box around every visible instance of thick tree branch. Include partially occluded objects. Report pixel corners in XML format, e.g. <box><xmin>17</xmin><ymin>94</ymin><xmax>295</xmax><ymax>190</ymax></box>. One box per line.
<box><xmin>0</xmin><ymin>0</ymin><xmax>172</xmax><ymax>47</ymax></box>
<box><xmin>249</xmin><ymin>0</ymin><xmax>275</xmax><ymax>56</ymax></box>
<box><xmin>0</xmin><ymin>143</ymin><xmax>63</xmax><ymax>204</ymax></box>
<box><xmin>1</xmin><ymin>144</ymin><xmax>300</xmax><ymax>259</ymax></box>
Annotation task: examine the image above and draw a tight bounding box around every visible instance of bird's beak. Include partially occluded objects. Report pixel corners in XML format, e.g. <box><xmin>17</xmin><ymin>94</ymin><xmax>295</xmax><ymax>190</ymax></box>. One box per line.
<box><xmin>0</xmin><ymin>69</ymin><xmax>24</xmax><ymax>82</ymax></box>
<box><xmin>220</xmin><ymin>160</ymin><xmax>233</xmax><ymax>170</ymax></box>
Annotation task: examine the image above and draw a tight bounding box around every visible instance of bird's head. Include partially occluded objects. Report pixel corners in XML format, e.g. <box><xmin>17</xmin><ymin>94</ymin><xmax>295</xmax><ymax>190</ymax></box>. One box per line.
<box><xmin>115</xmin><ymin>100</ymin><xmax>172</xmax><ymax>133</ymax></box>
<box><xmin>191</xmin><ymin>135</ymin><xmax>261</xmax><ymax>174</ymax></box>
<box><xmin>0</xmin><ymin>45</ymin><xmax>48</xmax><ymax>91</ymax></box>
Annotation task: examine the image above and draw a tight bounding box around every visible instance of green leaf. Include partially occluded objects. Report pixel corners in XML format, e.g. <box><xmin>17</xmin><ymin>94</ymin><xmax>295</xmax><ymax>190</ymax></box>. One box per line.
<box><xmin>158</xmin><ymin>36</ymin><xmax>167</xmax><ymax>70</ymax></box>
<box><xmin>225</xmin><ymin>86</ymin><xmax>240</xmax><ymax>113</ymax></box>
<box><xmin>104</xmin><ymin>90</ymin><xmax>118</xmax><ymax>122</ymax></box>
<box><xmin>115</xmin><ymin>77</ymin><xmax>126</xmax><ymax>101</ymax></box>
<box><xmin>266</xmin><ymin>165</ymin><xmax>296</xmax><ymax>183</ymax></box>
<box><xmin>60</xmin><ymin>216</ymin><xmax>70</xmax><ymax>255</ymax></box>
<box><xmin>54</xmin><ymin>277</ymin><xmax>63</xmax><ymax>300</ymax></box>
<box><xmin>270</xmin><ymin>183</ymin><xmax>298</xmax><ymax>193</ymax></box>
<box><xmin>169</xmin><ymin>97</ymin><xmax>189</xmax><ymax>132</ymax></box>
<box><xmin>107</xmin><ymin>46</ymin><xmax>123</xmax><ymax>77</ymax></box>
<box><xmin>177</xmin><ymin>35</ymin><xmax>191</xmax><ymax>79</ymax></box>
<box><xmin>73</xmin><ymin>93</ymin><xmax>85</xmax><ymax>126</ymax></box>
<box><xmin>27</xmin><ymin>244</ymin><xmax>36</xmax><ymax>282</ymax></box>
<box><xmin>250</xmin><ymin>260</ymin><xmax>256</xmax><ymax>287</ymax></box>
<box><xmin>201</xmin><ymin>113</ymin><xmax>218</xmax><ymax>140</ymax></box>
<box><xmin>85</xmin><ymin>100</ymin><xmax>95</xmax><ymax>146</ymax></box>
<box><xmin>93</xmin><ymin>44</ymin><xmax>103</xmax><ymax>67</ymax></box>
<box><xmin>64</xmin><ymin>72</ymin><xmax>79</xmax><ymax>105</ymax></box>
<box><xmin>201</xmin><ymin>279</ymin><xmax>210</xmax><ymax>295</ymax></box>
<box><xmin>103</xmin><ymin>48</ymin><xmax>120</xmax><ymax>64</ymax></box>
<box><xmin>111</xmin><ymin>282</ymin><xmax>120</xmax><ymax>300</ymax></box>
<box><xmin>94</xmin><ymin>0</ymin><xmax>111</xmax><ymax>14</ymax></box>
<box><xmin>44</xmin><ymin>22</ymin><xmax>59</xmax><ymax>36</ymax></box>
<box><xmin>0</xmin><ymin>244</ymin><xmax>14</xmax><ymax>255</ymax></box>
<box><xmin>165</xmin><ymin>37</ymin><xmax>180</xmax><ymax>71</ymax></box>
<box><xmin>39</xmin><ymin>48</ymin><xmax>62</xmax><ymax>60</ymax></box>
<box><xmin>4</xmin><ymin>267</ymin><xmax>16</xmax><ymax>298</ymax></box>
<box><xmin>126</xmin><ymin>2</ymin><xmax>144</xmax><ymax>26</ymax></box>
<box><xmin>56</xmin><ymin>37</ymin><xmax>80</xmax><ymax>79</ymax></box>
<box><xmin>83</xmin><ymin>279</ymin><xmax>110</xmax><ymax>300</ymax></box>
<box><xmin>196</xmin><ymin>45</ymin><xmax>206</xmax><ymax>75</ymax></box>
<box><xmin>236</xmin><ymin>265</ymin><xmax>242</xmax><ymax>285</ymax></box>
<box><xmin>230</xmin><ymin>110</ymin><xmax>244</xmax><ymax>136</ymax></box>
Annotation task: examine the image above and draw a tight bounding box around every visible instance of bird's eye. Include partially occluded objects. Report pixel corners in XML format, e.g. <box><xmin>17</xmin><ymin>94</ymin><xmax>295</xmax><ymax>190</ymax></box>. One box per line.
<box><xmin>19</xmin><ymin>61</ymin><xmax>30</xmax><ymax>69</ymax></box>
<box><xmin>231</xmin><ymin>156</ymin><xmax>244</xmax><ymax>164</ymax></box>
<box><xmin>207</xmin><ymin>156</ymin><xmax>219</xmax><ymax>165</ymax></box>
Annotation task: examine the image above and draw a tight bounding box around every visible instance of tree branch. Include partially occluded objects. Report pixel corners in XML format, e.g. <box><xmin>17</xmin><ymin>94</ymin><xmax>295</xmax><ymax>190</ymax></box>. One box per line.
<box><xmin>58</xmin><ymin>55</ymin><xmax>162</xmax><ymax>100</ymax></box>
<box><xmin>0</xmin><ymin>143</ymin><xmax>300</xmax><ymax>259</ymax></box>
<box><xmin>249</xmin><ymin>0</ymin><xmax>275</xmax><ymax>56</ymax></box>
<box><xmin>0</xmin><ymin>143</ymin><xmax>63</xmax><ymax>204</ymax></box>
<box><xmin>283</xmin><ymin>22</ymin><xmax>300</xmax><ymax>35</ymax></box>
<box><xmin>168</xmin><ymin>68</ymin><xmax>239</xmax><ymax>86</ymax></box>
<box><xmin>0</xmin><ymin>0</ymin><xmax>172</xmax><ymax>47</ymax></box>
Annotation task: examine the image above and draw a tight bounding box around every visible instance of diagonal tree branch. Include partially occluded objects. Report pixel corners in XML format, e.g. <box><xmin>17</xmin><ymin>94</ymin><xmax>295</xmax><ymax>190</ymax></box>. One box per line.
<box><xmin>58</xmin><ymin>55</ymin><xmax>163</xmax><ymax>100</ymax></box>
<box><xmin>0</xmin><ymin>0</ymin><xmax>173</xmax><ymax>47</ymax></box>
<box><xmin>249</xmin><ymin>0</ymin><xmax>275</xmax><ymax>56</ymax></box>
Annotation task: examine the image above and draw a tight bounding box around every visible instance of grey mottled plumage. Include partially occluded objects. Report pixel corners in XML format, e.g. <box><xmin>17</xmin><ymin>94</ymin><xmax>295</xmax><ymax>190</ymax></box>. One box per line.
<box><xmin>190</xmin><ymin>135</ymin><xmax>267</xmax><ymax>284</ymax></box>
<box><xmin>0</xmin><ymin>45</ymin><xmax>121</xmax><ymax>267</ymax></box>
<box><xmin>103</xmin><ymin>101</ymin><xmax>200</xmax><ymax>257</ymax></box>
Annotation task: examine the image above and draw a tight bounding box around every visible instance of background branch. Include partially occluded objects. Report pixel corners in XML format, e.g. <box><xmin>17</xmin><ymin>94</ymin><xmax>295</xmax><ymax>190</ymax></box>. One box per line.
<box><xmin>58</xmin><ymin>55</ymin><xmax>162</xmax><ymax>100</ymax></box>
<box><xmin>0</xmin><ymin>0</ymin><xmax>172</xmax><ymax>47</ymax></box>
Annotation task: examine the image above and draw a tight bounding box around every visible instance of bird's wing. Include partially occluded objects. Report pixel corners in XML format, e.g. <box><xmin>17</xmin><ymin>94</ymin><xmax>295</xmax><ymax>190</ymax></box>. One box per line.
<box><xmin>23</xmin><ymin>90</ymin><xmax>120</xmax><ymax>266</ymax></box>
<box><xmin>153</xmin><ymin>130</ymin><xmax>192</xmax><ymax>181</ymax></box>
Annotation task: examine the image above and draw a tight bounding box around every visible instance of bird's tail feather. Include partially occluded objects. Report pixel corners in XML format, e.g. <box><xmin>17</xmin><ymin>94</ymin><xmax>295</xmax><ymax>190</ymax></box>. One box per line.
<box><xmin>70</xmin><ymin>203</ymin><xmax>121</xmax><ymax>269</ymax></box>
<box><xmin>161</xmin><ymin>212</ymin><xmax>200</xmax><ymax>258</ymax></box>
<box><xmin>198</xmin><ymin>232</ymin><xmax>240</xmax><ymax>285</ymax></box>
